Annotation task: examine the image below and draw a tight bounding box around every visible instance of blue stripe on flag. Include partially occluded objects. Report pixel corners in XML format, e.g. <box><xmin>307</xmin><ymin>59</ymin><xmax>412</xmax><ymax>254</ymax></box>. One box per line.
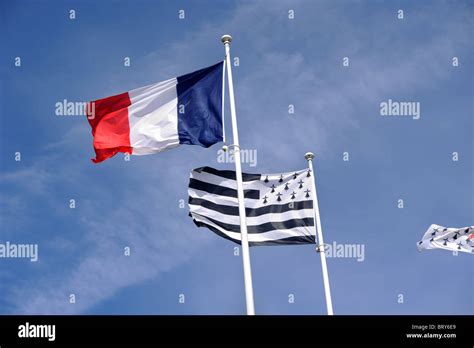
<box><xmin>176</xmin><ymin>62</ymin><xmax>223</xmax><ymax>147</ymax></box>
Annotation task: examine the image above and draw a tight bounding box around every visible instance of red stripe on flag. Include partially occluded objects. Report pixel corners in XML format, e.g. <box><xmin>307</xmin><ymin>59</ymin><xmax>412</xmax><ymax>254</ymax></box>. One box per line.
<box><xmin>86</xmin><ymin>92</ymin><xmax>132</xmax><ymax>163</ymax></box>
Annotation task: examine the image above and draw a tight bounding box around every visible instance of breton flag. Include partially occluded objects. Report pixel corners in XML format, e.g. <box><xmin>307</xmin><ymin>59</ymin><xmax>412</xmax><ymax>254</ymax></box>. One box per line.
<box><xmin>188</xmin><ymin>166</ymin><xmax>316</xmax><ymax>246</ymax></box>
<box><xmin>86</xmin><ymin>62</ymin><xmax>224</xmax><ymax>163</ymax></box>
<box><xmin>417</xmin><ymin>224</ymin><xmax>474</xmax><ymax>254</ymax></box>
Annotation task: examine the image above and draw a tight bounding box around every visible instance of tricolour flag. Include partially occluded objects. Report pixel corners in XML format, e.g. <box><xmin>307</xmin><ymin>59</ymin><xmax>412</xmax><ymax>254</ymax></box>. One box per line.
<box><xmin>86</xmin><ymin>62</ymin><xmax>224</xmax><ymax>163</ymax></box>
<box><xmin>188</xmin><ymin>166</ymin><xmax>316</xmax><ymax>246</ymax></box>
<box><xmin>417</xmin><ymin>224</ymin><xmax>474</xmax><ymax>254</ymax></box>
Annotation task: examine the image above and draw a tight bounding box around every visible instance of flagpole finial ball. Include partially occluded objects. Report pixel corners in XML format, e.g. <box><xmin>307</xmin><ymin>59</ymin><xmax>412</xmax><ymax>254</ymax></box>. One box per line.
<box><xmin>305</xmin><ymin>152</ymin><xmax>315</xmax><ymax>161</ymax></box>
<box><xmin>221</xmin><ymin>35</ymin><xmax>232</xmax><ymax>44</ymax></box>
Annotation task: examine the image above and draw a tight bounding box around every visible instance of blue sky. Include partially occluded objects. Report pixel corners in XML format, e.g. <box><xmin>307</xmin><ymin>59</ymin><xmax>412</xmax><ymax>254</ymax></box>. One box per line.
<box><xmin>0</xmin><ymin>0</ymin><xmax>472</xmax><ymax>314</ymax></box>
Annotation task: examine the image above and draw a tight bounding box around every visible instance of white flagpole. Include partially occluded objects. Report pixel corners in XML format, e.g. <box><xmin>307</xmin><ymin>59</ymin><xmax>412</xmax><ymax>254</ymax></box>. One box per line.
<box><xmin>221</xmin><ymin>34</ymin><xmax>256</xmax><ymax>315</ymax></box>
<box><xmin>305</xmin><ymin>152</ymin><xmax>334</xmax><ymax>315</ymax></box>
<box><xmin>221</xmin><ymin>60</ymin><xmax>226</xmax><ymax>144</ymax></box>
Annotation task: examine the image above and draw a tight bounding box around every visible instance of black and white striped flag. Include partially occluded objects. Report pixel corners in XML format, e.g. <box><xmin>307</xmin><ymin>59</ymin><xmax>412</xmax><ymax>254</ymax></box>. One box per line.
<box><xmin>188</xmin><ymin>166</ymin><xmax>316</xmax><ymax>246</ymax></box>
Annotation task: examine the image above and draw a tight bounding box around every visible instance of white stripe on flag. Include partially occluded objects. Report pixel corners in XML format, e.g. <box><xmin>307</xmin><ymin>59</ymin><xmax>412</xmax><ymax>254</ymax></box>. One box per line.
<box><xmin>191</xmin><ymin>213</ymin><xmax>315</xmax><ymax>244</ymax></box>
<box><xmin>189</xmin><ymin>204</ymin><xmax>314</xmax><ymax>226</ymax></box>
<box><xmin>128</xmin><ymin>77</ymin><xmax>179</xmax><ymax>155</ymax></box>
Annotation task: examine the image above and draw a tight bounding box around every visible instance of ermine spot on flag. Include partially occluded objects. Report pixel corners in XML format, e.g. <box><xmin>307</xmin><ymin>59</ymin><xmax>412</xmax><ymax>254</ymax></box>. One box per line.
<box><xmin>86</xmin><ymin>62</ymin><xmax>224</xmax><ymax>163</ymax></box>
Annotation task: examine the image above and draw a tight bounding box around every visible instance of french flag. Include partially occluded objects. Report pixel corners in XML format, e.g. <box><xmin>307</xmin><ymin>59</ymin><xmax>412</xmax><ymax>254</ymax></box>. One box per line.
<box><xmin>86</xmin><ymin>62</ymin><xmax>224</xmax><ymax>163</ymax></box>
